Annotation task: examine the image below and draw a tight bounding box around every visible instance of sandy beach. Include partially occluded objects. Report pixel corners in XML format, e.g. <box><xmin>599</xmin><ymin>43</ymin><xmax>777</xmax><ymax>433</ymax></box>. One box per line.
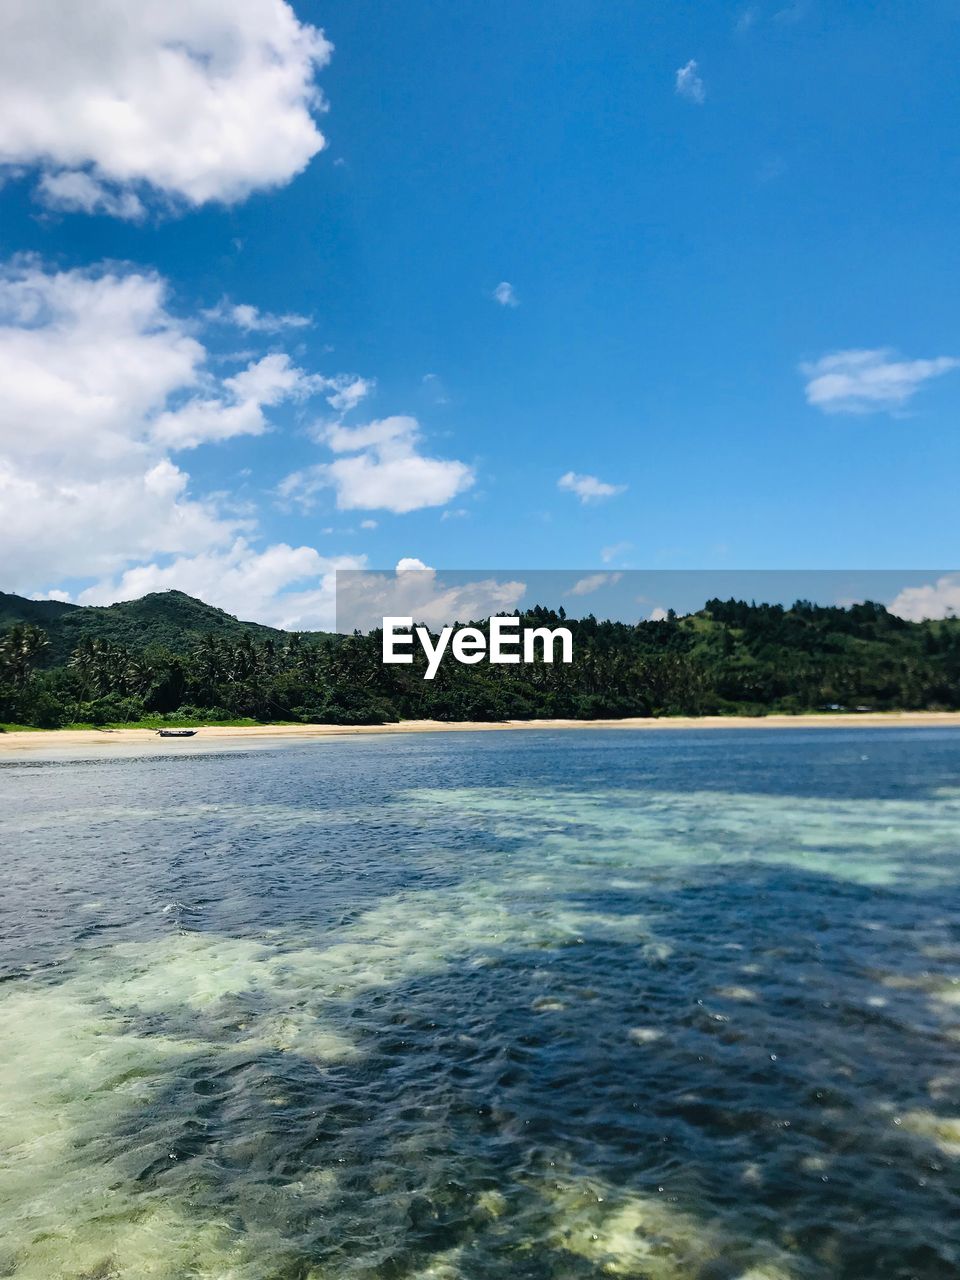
<box><xmin>2</xmin><ymin>710</ymin><xmax>960</xmax><ymax>753</ymax></box>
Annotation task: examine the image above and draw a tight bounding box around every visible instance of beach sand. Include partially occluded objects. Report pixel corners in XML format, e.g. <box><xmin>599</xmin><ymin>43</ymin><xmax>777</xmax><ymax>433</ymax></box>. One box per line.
<box><xmin>2</xmin><ymin>711</ymin><xmax>960</xmax><ymax>753</ymax></box>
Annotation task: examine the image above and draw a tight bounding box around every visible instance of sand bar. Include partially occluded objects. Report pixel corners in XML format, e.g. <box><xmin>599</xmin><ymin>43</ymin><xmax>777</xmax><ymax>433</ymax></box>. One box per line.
<box><xmin>2</xmin><ymin>711</ymin><xmax>960</xmax><ymax>755</ymax></box>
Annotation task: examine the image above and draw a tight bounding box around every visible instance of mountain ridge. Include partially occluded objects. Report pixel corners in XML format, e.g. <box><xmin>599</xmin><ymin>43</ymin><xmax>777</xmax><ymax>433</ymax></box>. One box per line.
<box><xmin>0</xmin><ymin>589</ymin><xmax>302</xmax><ymax>666</ymax></box>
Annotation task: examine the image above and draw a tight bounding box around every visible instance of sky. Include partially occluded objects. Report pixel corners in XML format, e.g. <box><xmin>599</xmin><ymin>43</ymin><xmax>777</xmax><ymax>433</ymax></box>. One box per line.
<box><xmin>1</xmin><ymin>0</ymin><xmax>959</xmax><ymax>628</ymax></box>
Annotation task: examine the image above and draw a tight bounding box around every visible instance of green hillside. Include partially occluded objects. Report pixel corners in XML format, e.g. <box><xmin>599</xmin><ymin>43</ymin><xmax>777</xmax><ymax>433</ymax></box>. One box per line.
<box><xmin>1</xmin><ymin>590</ymin><xmax>959</xmax><ymax>728</ymax></box>
<box><xmin>0</xmin><ymin>592</ymin><xmax>76</xmax><ymax>632</ymax></box>
<box><xmin>0</xmin><ymin>590</ymin><xmax>288</xmax><ymax>666</ymax></box>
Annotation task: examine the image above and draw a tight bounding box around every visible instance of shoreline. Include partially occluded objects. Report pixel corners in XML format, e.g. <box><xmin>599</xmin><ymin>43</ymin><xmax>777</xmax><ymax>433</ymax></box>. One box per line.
<box><xmin>3</xmin><ymin>710</ymin><xmax>960</xmax><ymax>753</ymax></box>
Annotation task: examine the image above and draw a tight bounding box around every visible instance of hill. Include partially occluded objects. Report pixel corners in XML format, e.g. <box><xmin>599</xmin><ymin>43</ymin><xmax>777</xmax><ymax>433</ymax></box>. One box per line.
<box><xmin>2</xmin><ymin>589</ymin><xmax>959</xmax><ymax>728</ymax></box>
<box><xmin>0</xmin><ymin>590</ymin><xmax>288</xmax><ymax>666</ymax></box>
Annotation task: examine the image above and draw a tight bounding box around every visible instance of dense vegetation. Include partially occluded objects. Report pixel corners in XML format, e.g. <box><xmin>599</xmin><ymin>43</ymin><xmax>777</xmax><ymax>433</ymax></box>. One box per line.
<box><xmin>1</xmin><ymin>590</ymin><xmax>958</xmax><ymax>729</ymax></box>
<box><xmin>0</xmin><ymin>589</ymin><xmax>288</xmax><ymax>666</ymax></box>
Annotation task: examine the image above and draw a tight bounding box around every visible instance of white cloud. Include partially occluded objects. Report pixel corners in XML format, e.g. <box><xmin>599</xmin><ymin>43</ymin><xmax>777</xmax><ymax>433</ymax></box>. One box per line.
<box><xmin>0</xmin><ymin>261</ymin><xmax>367</xmax><ymax>461</ymax></box>
<box><xmin>79</xmin><ymin>540</ymin><xmax>366</xmax><ymax>631</ymax></box>
<box><xmin>0</xmin><ymin>262</ymin><xmax>203</xmax><ymax>468</ymax></box>
<box><xmin>324</xmin><ymin>375</ymin><xmax>375</xmax><ymax>414</ymax></box>
<box><xmin>802</xmin><ymin>348</ymin><xmax>959</xmax><ymax>414</ymax></box>
<box><xmin>303</xmin><ymin>455</ymin><xmax>472</xmax><ymax>515</ymax></box>
<box><xmin>566</xmin><ymin>572</ymin><xmax>622</xmax><ymax>598</ymax></box>
<box><xmin>492</xmin><ymin>281</ymin><xmax>519</xmax><ymax>308</ymax></box>
<box><xmin>37</xmin><ymin>170</ymin><xmax>145</xmax><ymax>220</ymax></box>
<box><xmin>152</xmin><ymin>353</ymin><xmax>321</xmax><ymax>449</ymax></box>
<box><xmin>675</xmin><ymin>60</ymin><xmax>706</xmax><ymax>105</ymax></box>
<box><xmin>282</xmin><ymin>415</ymin><xmax>474</xmax><ymax>514</ymax></box>
<box><xmin>336</xmin><ymin>565</ymin><xmax>526</xmax><ymax>632</ymax></box>
<box><xmin>558</xmin><ymin>471</ymin><xmax>627</xmax><ymax>503</ymax></box>
<box><xmin>0</xmin><ymin>453</ymin><xmax>236</xmax><ymax>588</ymax></box>
<box><xmin>0</xmin><ymin>0</ymin><xmax>332</xmax><ymax>214</ymax></box>
<box><xmin>889</xmin><ymin>575</ymin><xmax>960</xmax><ymax>622</ymax></box>
<box><xmin>204</xmin><ymin>300</ymin><xmax>311</xmax><ymax>333</ymax></box>
<box><xmin>0</xmin><ymin>260</ymin><xmax>371</xmax><ymax>604</ymax></box>
<box><xmin>0</xmin><ymin>259</ymin><xmax>476</xmax><ymax>623</ymax></box>
<box><xmin>322</xmin><ymin>418</ymin><xmax>413</xmax><ymax>453</ymax></box>
<box><xmin>360</xmin><ymin>519</ymin><xmax>378</xmax><ymax>530</ymax></box>
<box><xmin>648</xmin><ymin>607</ymin><xmax>670</xmax><ymax>622</ymax></box>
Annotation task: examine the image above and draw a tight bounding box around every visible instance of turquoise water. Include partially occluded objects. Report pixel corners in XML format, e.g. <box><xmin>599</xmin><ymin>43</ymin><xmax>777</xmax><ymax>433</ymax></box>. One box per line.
<box><xmin>2</xmin><ymin>728</ymin><xmax>960</xmax><ymax>1278</ymax></box>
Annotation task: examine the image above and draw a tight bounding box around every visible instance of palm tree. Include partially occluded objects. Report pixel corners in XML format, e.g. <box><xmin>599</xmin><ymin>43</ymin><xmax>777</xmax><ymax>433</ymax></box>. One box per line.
<box><xmin>0</xmin><ymin>623</ymin><xmax>50</xmax><ymax>689</ymax></box>
<box><xmin>67</xmin><ymin>636</ymin><xmax>111</xmax><ymax>714</ymax></box>
<box><xmin>120</xmin><ymin>652</ymin><xmax>153</xmax><ymax>697</ymax></box>
<box><xmin>192</xmin><ymin>633</ymin><xmax>225</xmax><ymax>704</ymax></box>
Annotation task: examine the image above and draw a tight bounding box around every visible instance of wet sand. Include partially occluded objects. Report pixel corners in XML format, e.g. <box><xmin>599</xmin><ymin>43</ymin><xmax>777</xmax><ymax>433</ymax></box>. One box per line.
<box><xmin>2</xmin><ymin>711</ymin><xmax>960</xmax><ymax>753</ymax></box>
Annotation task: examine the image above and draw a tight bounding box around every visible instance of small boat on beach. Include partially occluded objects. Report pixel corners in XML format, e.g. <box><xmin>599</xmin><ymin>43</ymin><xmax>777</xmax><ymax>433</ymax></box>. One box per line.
<box><xmin>157</xmin><ymin>728</ymin><xmax>197</xmax><ymax>738</ymax></box>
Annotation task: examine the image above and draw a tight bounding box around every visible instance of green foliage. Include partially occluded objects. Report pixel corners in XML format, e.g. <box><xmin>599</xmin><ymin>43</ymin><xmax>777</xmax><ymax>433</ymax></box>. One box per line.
<box><xmin>23</xmin><ymin>689</ymin><xmax>69</xmax><ymax>729</ymax></box>
<box><xmin>1</xmin><ymin>591</ymin><xmax>958</xmax><ymax>729</ymax></box>
<box><xmin>71</xmin><ymin>695</ymin><xmax>146</xmax><ymax>726</ymax></box>
<box><xmin>297</xmin><ymin>687</ymin><xmax>401</xmax><ymax>725</ymax></box>
<box><xmin>0</xmin><ymin>589</ymin><xmax>316</xmax><ymax>667</ymax></box>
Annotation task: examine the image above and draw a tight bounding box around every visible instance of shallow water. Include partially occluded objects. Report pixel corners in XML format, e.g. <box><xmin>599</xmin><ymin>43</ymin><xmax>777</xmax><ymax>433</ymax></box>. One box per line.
<box><xmin>2</xmin><ymin>728</ymin><xmax>960</xmax><ymax>1279</ymax></box>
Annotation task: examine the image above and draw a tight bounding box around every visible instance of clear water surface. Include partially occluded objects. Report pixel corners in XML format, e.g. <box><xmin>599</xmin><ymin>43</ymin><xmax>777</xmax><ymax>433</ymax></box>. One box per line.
<box><xmin>2</xmin><ymin>728</ymin><xmax>960</xmax><ymax>1279</ymax></box>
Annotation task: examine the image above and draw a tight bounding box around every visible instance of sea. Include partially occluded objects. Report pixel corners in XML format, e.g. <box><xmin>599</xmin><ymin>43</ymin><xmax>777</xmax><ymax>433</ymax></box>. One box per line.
<box><xmin>1</xmin><ymin>727</ymin><xmax>959</xmax><ymax>1279</ymax></box>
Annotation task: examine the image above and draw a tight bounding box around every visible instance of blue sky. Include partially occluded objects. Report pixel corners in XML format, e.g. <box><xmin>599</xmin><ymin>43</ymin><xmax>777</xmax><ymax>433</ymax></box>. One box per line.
<box><xmin>1</xmin><ymin>1</ymin><xmax>958</xmax><ymax>626</ymax></box>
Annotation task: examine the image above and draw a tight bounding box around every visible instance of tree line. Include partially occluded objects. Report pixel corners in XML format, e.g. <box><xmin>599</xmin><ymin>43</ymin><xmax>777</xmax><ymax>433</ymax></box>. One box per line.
<box><xmin>2</xmin><ymin>598</ymin><xmax>959</xmax><ymax>728</ymax></box>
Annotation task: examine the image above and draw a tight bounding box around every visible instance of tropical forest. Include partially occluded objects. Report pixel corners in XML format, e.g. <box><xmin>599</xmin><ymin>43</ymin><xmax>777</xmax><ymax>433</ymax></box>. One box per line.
<box><xmin>1</xmin><ymin>589</ymin><xmax>958</xmax><ymax>729</ymax></box>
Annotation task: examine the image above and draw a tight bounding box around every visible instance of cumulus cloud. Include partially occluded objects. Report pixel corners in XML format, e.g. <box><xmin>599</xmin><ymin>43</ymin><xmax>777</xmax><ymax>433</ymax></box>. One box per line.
<box><xmin>802</xmin><ymin>348</ymin><xmax>959</xmax><ymax>414</ymax></box>
<box><xmin>675</xmin><ymin>60</ymin><xmax>706</xmax><ymax>104</ymax></box>
<box><xmin>0</xmin><ymin>262</ymin><xmax>237</xmax><ymax>584</ymax></box>
<box><xmin>888</xmin><ymin>575</ymin><xmax>960</xmax><ymax>622</ymax></box>
<box><xmin>152</xmin><ymin>353</ymin><xmax>323</xmax><ymax>449</ymax></box>
<box><xmin>0</xmin><ymin>259</ymin><xmax>371</xmax><ymax>607</ymax></box>
<box><xmin>492</xmin><ymin>282</ymin><xmax>519</xmax><ymax>307</ymax></box>
<box><xmin>0</xmin><ymin>453</ymin><xmax>235</xmax><ymax>588</ymax></box>
<box><xmin>557</xmin><ymin>471</ymin><xmax>627</xmax><ymax>503</ymax></box>
<box><xmin>324</xmin><ymin>376</ymin><xmax>375</xmax><ymax>414</ymax></box>
<box><xmin>566</xmin><ymin>572</ymin><xmax>622</xmax><ymax>598</ymax></box>
<box><xmin>78</xmin><ymin>540</ymin><xmax>366</xmax><ymax>632</ymax></box>
<box><xmin>0</xmin><ymin>262</ymin><xmax>359</xmax><ymax>465</ymax></box>
<box><xmin>0</xmin><ymin>0</ymin><xmax>332</xmax><ymax>214</ymax></box>
<box><xmin>37</xmin><ymin>170</ymin><xmax>146</xmax><ymax>220</ymax></box>
<box><xmin>0</xmin><ymin>259</ymin><xmax>475</xmax><ymax>619</ymax></box>
<box><xmin>0</xmin><ymin>263</ymin><xmax>203</xmax><ymax>469</ymax></box>
<box><xmin>282</xmin><ymin>415</ymin><xmax>475</xmax><ymax>514</ymax></box>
